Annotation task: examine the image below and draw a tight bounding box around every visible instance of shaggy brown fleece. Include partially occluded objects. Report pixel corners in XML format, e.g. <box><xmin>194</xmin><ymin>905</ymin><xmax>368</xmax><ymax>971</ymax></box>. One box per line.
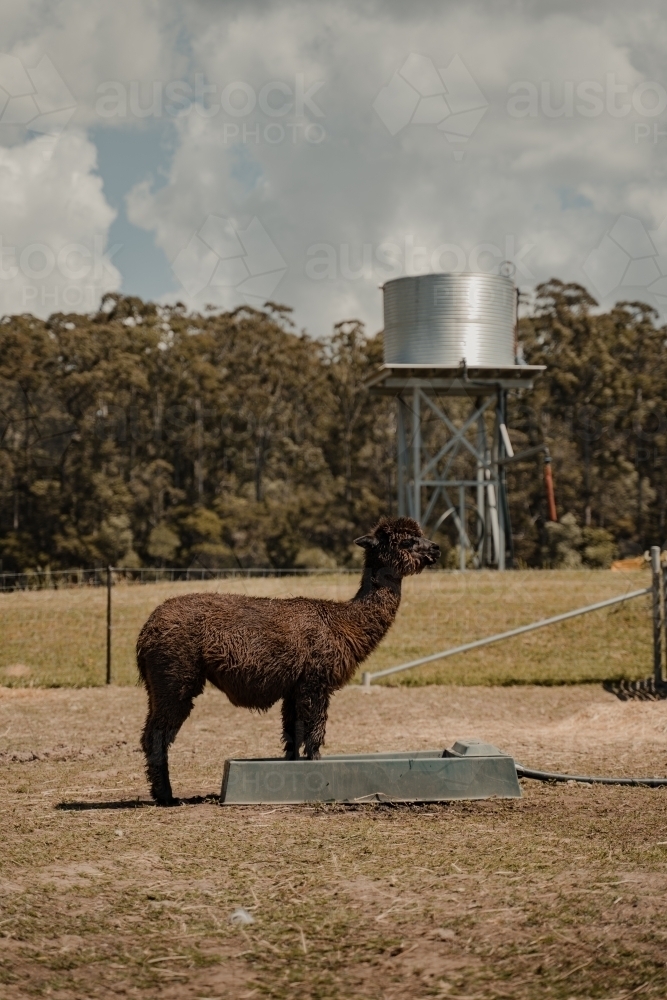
<box><xmin>136</xmin><ymin>516</ymin><xmax>439</xmax><ymax>804</ymax></box>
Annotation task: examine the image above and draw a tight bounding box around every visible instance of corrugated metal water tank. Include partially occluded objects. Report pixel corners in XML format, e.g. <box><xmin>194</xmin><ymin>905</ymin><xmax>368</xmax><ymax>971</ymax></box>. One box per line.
<box><xmin>382</xmin><ymin>272</ymin><xmax>517</xmax><ymax>367</ymax></box>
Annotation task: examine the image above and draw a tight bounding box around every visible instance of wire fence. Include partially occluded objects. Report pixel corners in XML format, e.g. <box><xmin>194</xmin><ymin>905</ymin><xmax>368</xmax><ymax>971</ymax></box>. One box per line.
<box><xmin>0</xmin><ymin>567</ymin><xmax>106</xmax><ymax>592</ymax></box>
<box><xmin>0</xmin><ymin>562</ymin><xmax>661</xmax><ymax>690</ymax></box>
<box><xmin>0</xmin><ymin>565</ymin><xmax>358</xmax><ymax>593</ymax></box>
<box><xmin>0</xmin><ymin>565</ymin><xmax>360</xmax><ymax>687</ymax></box>
<box><xmin>361</xmin><ymin>545</ymin><xmax>667</xmax><ymax>689</ymax></box>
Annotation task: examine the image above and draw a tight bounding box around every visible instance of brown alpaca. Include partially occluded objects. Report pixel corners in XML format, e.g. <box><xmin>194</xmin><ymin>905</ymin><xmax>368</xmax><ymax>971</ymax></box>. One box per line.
<box><xmin>136</xmin><ymin>516</ymin><xmax>439</xmax><ymax>804</ymax></box>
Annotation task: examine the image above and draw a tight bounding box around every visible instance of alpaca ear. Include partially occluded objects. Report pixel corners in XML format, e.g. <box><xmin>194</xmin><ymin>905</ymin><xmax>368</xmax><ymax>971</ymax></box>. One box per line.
<box><xmin>354</xmin><ymin>534</ymin><xmax>378</xmax><ymax>549</ymax></box>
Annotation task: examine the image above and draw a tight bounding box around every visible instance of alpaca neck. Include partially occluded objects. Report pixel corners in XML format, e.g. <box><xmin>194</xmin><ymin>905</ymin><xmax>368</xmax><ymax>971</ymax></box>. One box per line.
<box><xmin>353</xmin><ymin>566</ymin><xmax>402</xmax><ymax>603</ymax></box>
<box><xmin>336</xmin><ymin>565</ymin><xmax>402</xmax><ymax>667</ymax></box>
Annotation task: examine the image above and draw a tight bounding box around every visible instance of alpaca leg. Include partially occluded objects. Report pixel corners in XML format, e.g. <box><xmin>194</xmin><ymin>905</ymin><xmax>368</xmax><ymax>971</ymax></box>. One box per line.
<box><xmin>296</xmin><ymin>686</ymin><xmax>330</xmax><ymax>761</ymax></box>
<box><xmin>141</xmin><ymin>697</ymin><xmax>194</xmax><ymax>805</ymax></box>
<box><xmin>294</xmin><ymin>719</ymin><xmax>305</xmax><ymax>759</ymax></box>
<box><xmin>281</xmin><ymin>695</ymin><xmax>304</xmax><ymax>759</ymax></box>
<box><xmin>141</xmin><ymin>713</ymin><xmax>175</xmax><ymax>805</ymax></box>
<box><xmin>281</xmin><ymin>695</ymin><xmax>295</xmax><ymax>759</ymax></box>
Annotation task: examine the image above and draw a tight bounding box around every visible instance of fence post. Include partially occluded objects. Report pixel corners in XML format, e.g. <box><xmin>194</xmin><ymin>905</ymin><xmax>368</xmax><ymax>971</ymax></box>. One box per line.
<box><xmin>662</xmin><ymin>551</ymin><xmax>667</xmax><ymax>686</ymax></box>
<box><xmin>651</xmin><ymin>546</ymin><xmax>663</xmax><ymax>686</ymax></box>
<box><xmin>106</xmin><ymin>565</ymin><xmax>112</xmax><ymax>685</ymax></box>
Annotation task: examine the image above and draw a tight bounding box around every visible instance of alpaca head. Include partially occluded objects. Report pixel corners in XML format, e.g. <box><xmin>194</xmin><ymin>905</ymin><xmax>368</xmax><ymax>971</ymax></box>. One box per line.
<box><xmin>355</xmin><ymin>516</ymin><xmax>440</xmax><ymax>579</ymax></box>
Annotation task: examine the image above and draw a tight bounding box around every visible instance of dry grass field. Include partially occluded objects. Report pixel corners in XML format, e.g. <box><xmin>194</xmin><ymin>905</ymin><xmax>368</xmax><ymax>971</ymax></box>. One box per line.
<box><xmin>2</xmin><ymin>566</ymin><xmax>665</xmax><ymax>997</ymax></box>
<box><xmin>0</xmin><ymin>568</ymin><xmax>656</xmax><ymax>688</ymax></box>
<box><xmin>1</xmin><ymin>683</ymin><xmax>667</xmax><ymax>999</ymax></box>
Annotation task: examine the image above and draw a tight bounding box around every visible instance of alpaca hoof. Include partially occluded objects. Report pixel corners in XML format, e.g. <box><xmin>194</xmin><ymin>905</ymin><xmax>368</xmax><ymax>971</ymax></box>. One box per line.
<box><xmin>152</xmin><ymin>788</ymin><xmax>177</xmax><ymax>806</ymax></box>
<box><xmin>306</xmin><ymin>750</ymin><xmax>321</xmax><ymax>761</ymax></box>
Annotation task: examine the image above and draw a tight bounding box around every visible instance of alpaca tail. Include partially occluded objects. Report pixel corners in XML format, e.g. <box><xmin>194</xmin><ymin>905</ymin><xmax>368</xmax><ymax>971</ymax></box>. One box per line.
<box><xmin>136</xmin><ymin>650</ymin><xmax>147</xmax><ymax>687</ymax></box>
<box><xmin>135</xmin><ymin>626</ymin><xmax>149</xmax><ymax>687</ymax></box>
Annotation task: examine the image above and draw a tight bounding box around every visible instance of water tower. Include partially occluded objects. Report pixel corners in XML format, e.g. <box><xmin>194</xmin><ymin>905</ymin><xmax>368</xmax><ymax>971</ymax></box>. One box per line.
<box><xmin>367</xmin><ymin>272</ymin><xmax>550</xmax><ymax>570</ymax></box>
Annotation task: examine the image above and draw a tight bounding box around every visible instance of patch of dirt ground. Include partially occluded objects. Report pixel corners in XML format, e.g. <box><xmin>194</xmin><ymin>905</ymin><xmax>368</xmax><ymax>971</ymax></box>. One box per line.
<box><xmin>0</xmin><ymin>683</ymin><xmax>666</xmax><ymax>999</ymax></box>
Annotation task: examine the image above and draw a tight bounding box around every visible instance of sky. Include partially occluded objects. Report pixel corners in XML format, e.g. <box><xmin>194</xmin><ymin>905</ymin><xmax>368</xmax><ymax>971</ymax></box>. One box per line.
<box><xmin>2</xmin><ymin>0</ymin><xmax>667</xmax><ymax>337</ymax></box>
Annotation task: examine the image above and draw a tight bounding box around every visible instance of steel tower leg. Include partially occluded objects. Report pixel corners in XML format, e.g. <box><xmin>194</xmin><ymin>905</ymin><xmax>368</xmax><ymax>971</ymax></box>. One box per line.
<box><xmin>397</xmin><ymin>397</ymin><xmax>407</xmax><ymax>516</ymax></box>
<box><xmin>493</xmin><ymin>397</ymin><xmax>505</xmax><ymax>571</ymax></box>
<box><xmin>459</xmin><ymin>485</ymin><xmax>466</xmax><ymax>572</ymax></box>
<box><xmin>476</xmin><ymin>405</ymin><xmax>486</xmax><ymax>568</ymax></box>
<box><xmin>412</xmin><ymin>387</ymin><xmax>421</xmax><ymax>524</ymax></box>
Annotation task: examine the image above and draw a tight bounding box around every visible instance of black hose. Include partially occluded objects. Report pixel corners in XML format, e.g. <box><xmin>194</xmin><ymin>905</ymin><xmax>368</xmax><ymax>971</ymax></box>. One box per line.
<box><xmin>515</xmin><ymin>764</ymin><xmax>667</xmax><ymax>787</ymax></box>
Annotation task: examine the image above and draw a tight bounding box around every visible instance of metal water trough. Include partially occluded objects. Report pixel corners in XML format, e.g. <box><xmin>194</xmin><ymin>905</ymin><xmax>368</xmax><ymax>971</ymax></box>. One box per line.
<box><xmin>220</xmin><ymin>738</ymin><xmax>521</xmax><ymax>804</ymax></box>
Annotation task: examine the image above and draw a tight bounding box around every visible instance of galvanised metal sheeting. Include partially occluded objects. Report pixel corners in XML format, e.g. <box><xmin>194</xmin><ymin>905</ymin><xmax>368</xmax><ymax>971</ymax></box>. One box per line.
<box><xmin>382</xmin><ymin>272</ymin><xmax>517</xmax><ymax>367</ymax></box>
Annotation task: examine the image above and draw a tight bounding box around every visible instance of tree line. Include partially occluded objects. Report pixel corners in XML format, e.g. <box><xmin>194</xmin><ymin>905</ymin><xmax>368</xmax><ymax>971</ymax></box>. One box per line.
<box><xmin>0</xmin><ymin>280</ymin><xmax>666</xmax><ymax>573</ymax></box>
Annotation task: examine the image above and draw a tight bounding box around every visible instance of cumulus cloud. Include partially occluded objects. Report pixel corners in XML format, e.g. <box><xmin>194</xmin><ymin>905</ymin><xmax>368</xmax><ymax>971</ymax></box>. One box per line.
<box><xmin>0</xmin><ymin>131</ymin><xmax>121</xmax><ymax>317</ymax></box>
<box><xmin>121</xmin><ymin>2</ymin><xmax>667</xmax><ymax>334</ymax></box>
<box><xmin>2</xmin><ymin>0</ymin><xmax>189</xmax><ymax>130</ymax></box>
<box><xmin>3</xmin><ymin>1</ymin><xmax>667</xmax><ymax>331</ymax></box>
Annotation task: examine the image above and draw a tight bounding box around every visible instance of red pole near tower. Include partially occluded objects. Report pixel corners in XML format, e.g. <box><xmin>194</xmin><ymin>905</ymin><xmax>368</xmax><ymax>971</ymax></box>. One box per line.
<box><xmin>543</xmin><ymin>455</ymin><xmax>557</xmax><ymax>522</ymax></box>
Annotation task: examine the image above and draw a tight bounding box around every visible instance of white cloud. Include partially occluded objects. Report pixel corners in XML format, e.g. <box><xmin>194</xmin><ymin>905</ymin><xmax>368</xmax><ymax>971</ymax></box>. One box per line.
<box><xmin>2</xmin><ymin>0</ymin><xmax>189</xmax><ymax>129</ymax></box>
<box><xmin>0</xmin><ymin>130</ymin><xmax>121</xmax><ymax>317</ymax></box>
<box><xmin>3</xmin><ymin>1</ymin><xmax>667</xmax><ymax>331</ymax></box>
<box><xmin>121</xmin><ymin>3</ymin><xmax>667</xmax><ymax>334</ymax></box>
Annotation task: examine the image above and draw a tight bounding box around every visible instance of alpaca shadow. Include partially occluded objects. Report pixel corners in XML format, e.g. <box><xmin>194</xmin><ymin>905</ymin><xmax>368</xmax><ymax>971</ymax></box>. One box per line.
<box><xmin>56</xmin><ymin>794</ymin><xmax>220</xmax><ymax>811</ymax></box>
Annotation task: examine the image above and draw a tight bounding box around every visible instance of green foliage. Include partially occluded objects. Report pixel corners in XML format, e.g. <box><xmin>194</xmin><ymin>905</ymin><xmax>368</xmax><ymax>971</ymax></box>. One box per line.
<box><xmin>508</xmin><ymin>280</ymin><xmax>667</xmax><ymax>564</ymax></box>
<box><xmin>0</xmin><ymin>297</ymin><xmax>395</xmax><ymax>571</ymax></box>
<box><xmin>293</xmin><ymin>546</ymin><xmax>338</xmax><ymax>569</ymax></box>
<box><xmin>581</xmin><ymin>526</ymin><xmax>616</xmax><ymax>568</ymax></box>
<box><xmin>146</xmin><ymin>523</ymin><xmax>180</xmax><ymax>564</ymax></box>
<box><xmin>541</xmin><ymin>512</ymin><xmax>582</xmax><ymax>568</ymax></box>
<box><xmin>1</xmin><ymin>283</ymin><xmax>666</xmax><ymax>572</ymax></box>
<box><xmin>541</xmin><ymin>514</ymin><xmax>616</xmax><ymax>571</ymax></box>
